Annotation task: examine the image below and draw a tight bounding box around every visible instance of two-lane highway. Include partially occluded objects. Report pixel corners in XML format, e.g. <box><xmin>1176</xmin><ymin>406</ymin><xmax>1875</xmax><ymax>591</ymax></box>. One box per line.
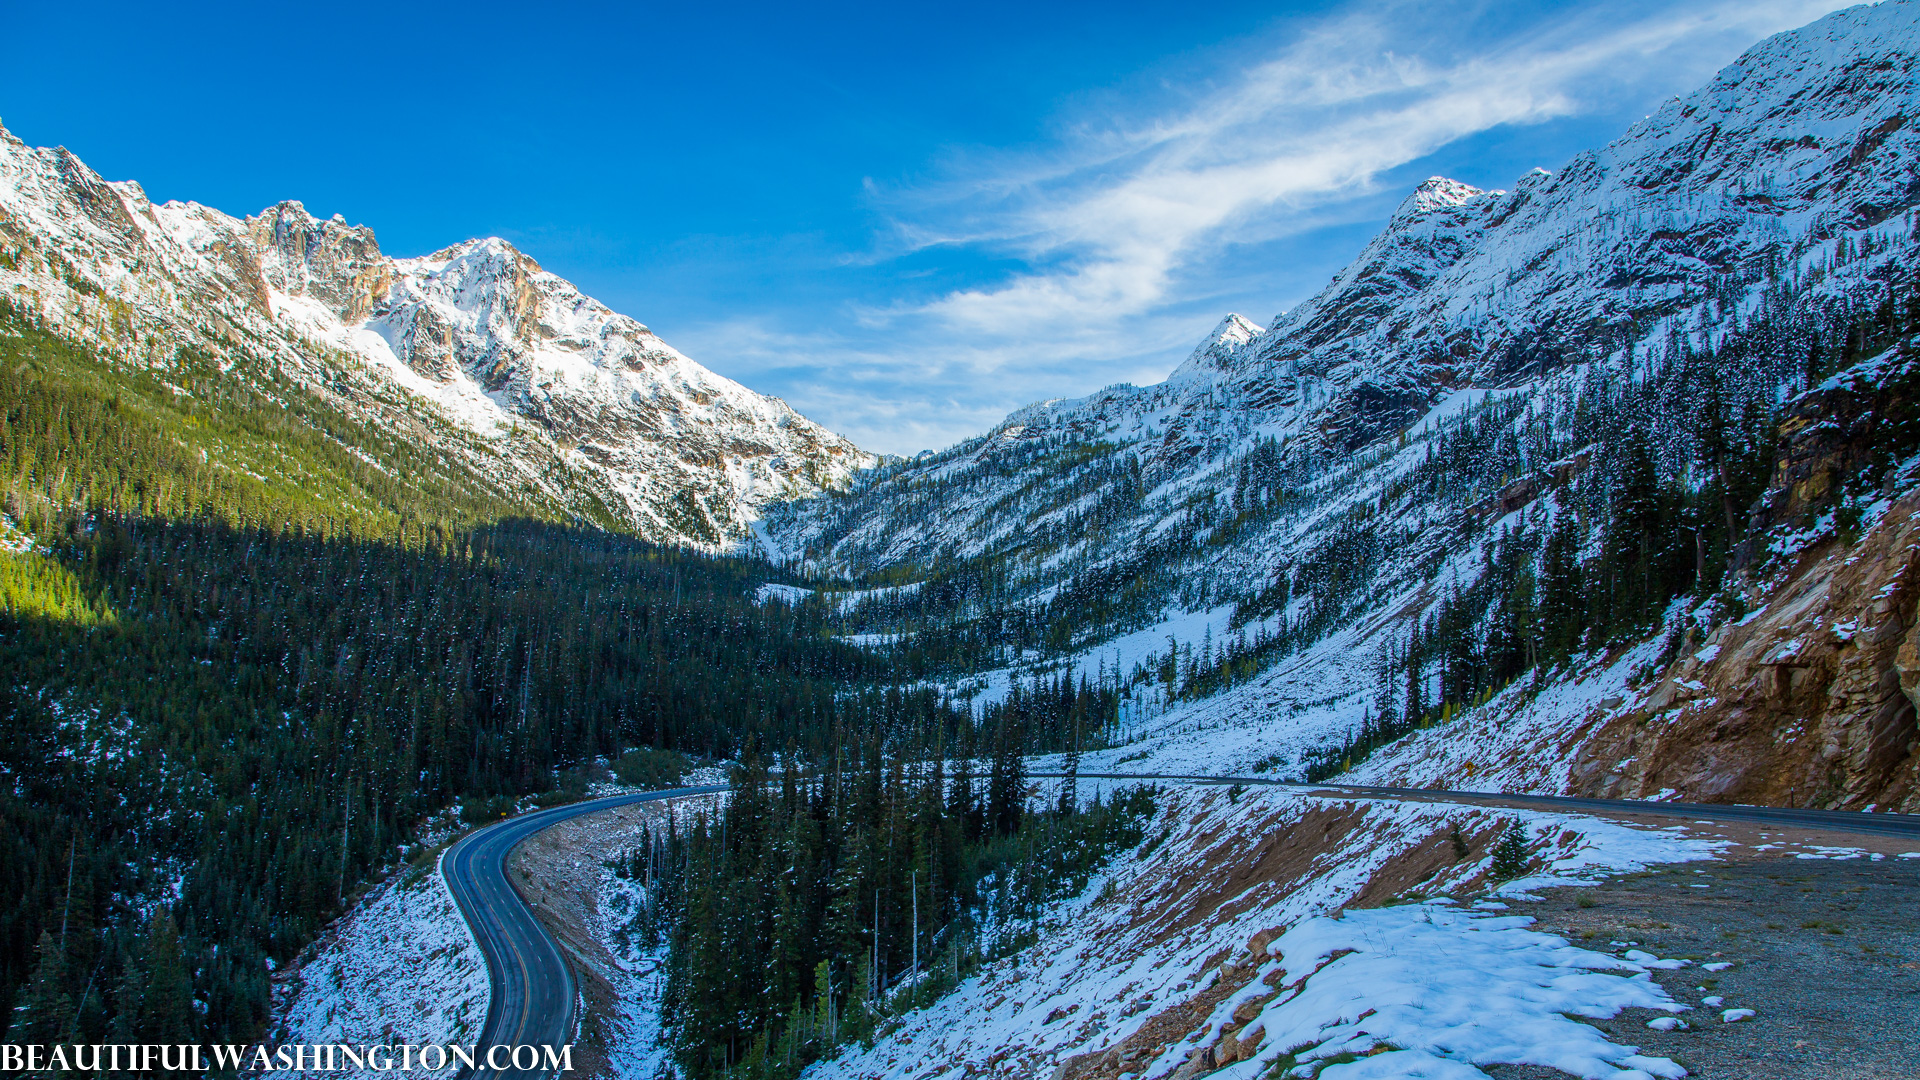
<box><xmin>441</xmin><ymin>785</ymin><xmax>725</xmax><ymax>1080</ymax></box>
<box><xmin>439</xmin><ymin>774</ymin><xmax>1919</xmax><ymax>1079</ymax></box>
<box><xmin>1049</xmin><ymin>772</ymin><xmax>1920</xmax><ymax>838</ymax></box>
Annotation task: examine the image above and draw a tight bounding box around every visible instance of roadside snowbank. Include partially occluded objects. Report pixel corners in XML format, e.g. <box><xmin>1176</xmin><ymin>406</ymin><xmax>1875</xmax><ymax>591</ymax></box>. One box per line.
<box><xmin>807</xmin><ymin>784</ymin><xmax>1717</xmax><ymax>1080</ymax></box>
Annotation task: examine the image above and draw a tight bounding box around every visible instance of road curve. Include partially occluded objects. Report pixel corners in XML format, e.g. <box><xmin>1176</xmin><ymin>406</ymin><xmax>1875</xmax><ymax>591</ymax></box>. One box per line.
<box><xmin>441</xmin><ymin>784</ymin><xmax>725</xmax><ymax>1080</ymax></box>
<box><xmin>439</xmin><ymin>772</ymin><xmax>1916</xmax><ymax>1080</ymax></box>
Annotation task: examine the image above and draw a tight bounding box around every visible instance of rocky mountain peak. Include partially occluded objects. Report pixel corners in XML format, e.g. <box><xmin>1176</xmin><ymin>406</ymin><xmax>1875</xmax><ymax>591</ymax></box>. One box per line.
<box><xmin>0</xmin><ymin>127</ymin><xmax>874</xmax><ymax>545</ymax></box>
<box><xmin>1171</xmin><ymin>313</ymin><xmax>1265</xmax><ymax>379</ymax></box>
<box><xmin>1390</xmin><ymin>176</ymin><xmax>1489</xmax><ymax>222</ymax></box>
<box><xmin>248</xmin><ymin>200</ymin><xmax>393</xmax><ymax>325</ymax></box>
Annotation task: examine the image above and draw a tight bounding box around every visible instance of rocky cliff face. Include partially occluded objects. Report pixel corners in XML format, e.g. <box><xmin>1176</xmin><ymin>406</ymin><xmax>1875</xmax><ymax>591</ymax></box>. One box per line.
<box><xmin>1572</xmin><ymin>490</ymin><xmax>1920</xmax><ymax>811</ymax></box>
<box><xmin>0</xmin><ymin>131</ymin><xmax>871</xmax><ymax>545</ymax></box>
<box><xmin>1560</xmin><ymin>344</ymin><xmax>1920</xmax><ymax>811</ymax></box>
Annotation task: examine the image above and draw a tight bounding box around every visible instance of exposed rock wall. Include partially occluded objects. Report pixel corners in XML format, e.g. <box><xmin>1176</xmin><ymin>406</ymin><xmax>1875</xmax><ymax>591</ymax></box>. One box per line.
<box><xmin>1571</xmin><ymin>490</ymin><xmax>1920</xmax><ymax>811</ymax></box>
<box><xmin>1561</xmin><ymin>341</ymin><xmax>1920</xmax><ymax>811</ymax></box>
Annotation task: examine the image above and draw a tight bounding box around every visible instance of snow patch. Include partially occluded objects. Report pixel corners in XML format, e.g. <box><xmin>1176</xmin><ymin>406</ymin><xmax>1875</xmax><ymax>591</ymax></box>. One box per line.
<box><xmin>274</xmin><ymin>856</ymin><xmax>487</xmax><ymax>1076</ymax></box>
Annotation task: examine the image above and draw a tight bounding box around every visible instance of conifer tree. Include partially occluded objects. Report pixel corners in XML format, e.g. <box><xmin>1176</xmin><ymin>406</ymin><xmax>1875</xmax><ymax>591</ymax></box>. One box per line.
<box><xmin>1490</xmin><ymin>825</ymin><xmax>1530</xmax><ymax>880</ymax></box>
<box><xmin>10</xmin><ymin>931</ymin><xmax>71</xmax><ymax>1046</ymax></box>
<box><xmin>1538</xmin><ymin>516</ymin><xmax>1582</xmax><ymax>661</ymax></box>
<box><xmin>138</xmin><ymin>911</ymin><xmax>196</xmax><ymax>1046</ymax></box>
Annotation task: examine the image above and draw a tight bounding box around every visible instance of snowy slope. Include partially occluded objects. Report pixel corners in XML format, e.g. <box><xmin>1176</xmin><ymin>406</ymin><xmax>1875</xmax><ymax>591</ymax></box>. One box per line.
<box><xmin>0</xmin><ymin>133</ymin><xmax>873</xmax><ymax>546</ymax></box>
<box><xmin>773</xmin><ymin>0</ymin><xmax>1920</xmax><ymax>565</ymax></box>
<box><xmin>761</xmin><ymin>0</ymin><xmax>1920</xmax><ymax>803</ymax></box>
<box><xmin>274</xmin><ymin>858</ymin><xmax>488</xmax><ymax>1075</ymax></box>
<box><xmin>808</xmin><ymin>784</ymin><xmax>1721</xmax><ymax>1080</ymax></box>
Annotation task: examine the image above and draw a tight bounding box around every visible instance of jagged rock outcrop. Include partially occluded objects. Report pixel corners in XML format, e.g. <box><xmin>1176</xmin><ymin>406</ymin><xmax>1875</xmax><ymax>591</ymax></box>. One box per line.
<box><xmin>250</xmin><ymin>201</ymin><xmax>394</xmax><ymax>325</ymax></box>
<box><xmin>0</xmin><ymin>128</ymin><xmax>872</xmax><ymax>545</ymax></box>
<box><xmin>1737</xmin><ymin>346</ymin><xmax>1920</xmax><ymax>545</ymax></box>
<box><xmin>1570</xmin><ymin>486</ymin><xmax>1920</xmax><ymax>812</ymax></box>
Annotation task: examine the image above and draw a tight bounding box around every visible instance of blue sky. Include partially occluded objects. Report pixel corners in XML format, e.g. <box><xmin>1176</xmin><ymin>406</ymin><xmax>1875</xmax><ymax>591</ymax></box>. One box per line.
<box><xmin>1</xmin><ymin>0</ymin><xmax>1854</xmax><ymax>453</ymax></box>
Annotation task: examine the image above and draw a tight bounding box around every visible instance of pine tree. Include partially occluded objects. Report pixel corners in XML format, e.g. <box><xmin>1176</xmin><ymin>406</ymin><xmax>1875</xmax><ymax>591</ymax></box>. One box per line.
<box><xmin>139</xmin><ymin>910</ymin><xmax>196</xmax><ymax>1045</ymax></box>
<box><xmin>9</xmin><ymin>931</ymin><xmax>71</xmax><ymax>1046</ymax></box>
<box><xmin>1608</xmin><ymin>427</ymin><xmax>1667</xmax><ymax>633</ymax></box>
<box><xmin>1057</xmin><ymin>735</ymin><xmax>1080</xmax><ymax>816</ymax></box>
<box><xmin>1538</xmin><ymin>515</ymin><xmax>1582</xmax><ymax>661</ymax></box>
<box><xmin>1402</xmin><ymin>624</ymin><xmax>1425</xmax><ymax>728</ymax></box>
<box><xmin>1490</xmin><ymin>825</ymin><xmax>1530</xmax><ymax>880</ymax></box>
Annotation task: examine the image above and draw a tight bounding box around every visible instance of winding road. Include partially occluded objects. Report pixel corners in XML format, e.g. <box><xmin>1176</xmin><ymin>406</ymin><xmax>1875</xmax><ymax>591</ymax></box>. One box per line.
<box><xmin>439</xmin><ymin>775</ymin><xmax>1920</xmax><ymax>1078</ymax></box>
<box><xmin>440</xmin><ymin>784</ymin><xmax>725</xmax><ymax>1080</ymax></box>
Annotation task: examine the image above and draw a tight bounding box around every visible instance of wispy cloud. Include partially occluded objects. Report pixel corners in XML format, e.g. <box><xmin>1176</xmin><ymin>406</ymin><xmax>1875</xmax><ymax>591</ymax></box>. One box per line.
<box><xmin>887</xmin><ymin>0</ymin><xmax>1845</xmax><ymax>341</ymax></box>
<box><xmin>685</xmin><ymin>0</ymin><xmax>1854</xmax><ymax>454</ymax></box>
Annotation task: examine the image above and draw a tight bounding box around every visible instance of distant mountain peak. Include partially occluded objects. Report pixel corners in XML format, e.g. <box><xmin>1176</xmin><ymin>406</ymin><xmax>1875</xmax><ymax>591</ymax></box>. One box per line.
<box><xmin>1173</xmin><ymin>313</ymin><xmax>1266</xmax><ymax>378</ymax></box>
<box><xmin>0</xmin><ymin>127</ymin><xmax>873</xmax><ymax>545</ymax></box>
<box><xmin>1392</xmin><ymin>176</ymin><xmax>1490</xmax><ymax>220</ymax></box>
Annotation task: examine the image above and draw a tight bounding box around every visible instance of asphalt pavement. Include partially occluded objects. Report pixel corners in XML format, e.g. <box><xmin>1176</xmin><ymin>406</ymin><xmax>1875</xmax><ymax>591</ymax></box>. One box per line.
<box><xmin>439</xmin><ymin>773</ymin><xmax>1919</xmax><ymax>1079</ymax></box>
<box><xmin>1051</xmin><ymin>772</ymin><xmax>1920</xmax><ymax>839</ymax></box>
<box><xmin>441</xmin><ymin>784</ymin><xmax>725</xmax><ymax>1080</ymax></box>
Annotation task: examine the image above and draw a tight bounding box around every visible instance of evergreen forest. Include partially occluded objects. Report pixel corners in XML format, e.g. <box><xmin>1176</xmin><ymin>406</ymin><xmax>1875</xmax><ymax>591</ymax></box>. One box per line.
<box><xmin>0</xmin><ymin>306</ymin><xmax>1102</xmax><ymax>1057</ymax></box>
<box><xmin>651</xmin><ymin>748</ymin><xmax>1153</xmax><ymax>1079</ymax></box>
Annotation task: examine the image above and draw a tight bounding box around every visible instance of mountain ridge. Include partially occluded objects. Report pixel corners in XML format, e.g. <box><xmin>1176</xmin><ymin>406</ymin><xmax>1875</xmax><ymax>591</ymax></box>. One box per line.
<box><xmin>760</xmin><ymin>0</ymin><xmax>1920</xmax><ymax>814</ymax></box>
<box><xmin>0</xmin><ymin>127</ymin><xmax>873</xmax><ymax>545</ymax></box>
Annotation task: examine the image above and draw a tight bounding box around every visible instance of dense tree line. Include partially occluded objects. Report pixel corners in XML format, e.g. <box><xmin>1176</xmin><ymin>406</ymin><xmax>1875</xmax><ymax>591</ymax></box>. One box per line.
<box><xmin>0</xmin><ymin>510</ymin><xmax>999</xmax><ymax>1050</ymax></box>
<box><xmin>656</xmin><ymin>745</ymin><xmax>1154</xmax><ymax>1079</ymax></box>
<box><xmin>976</xmin><ymin>671</ymin><xmax>1119</xmax><ymax>754</ymax></box>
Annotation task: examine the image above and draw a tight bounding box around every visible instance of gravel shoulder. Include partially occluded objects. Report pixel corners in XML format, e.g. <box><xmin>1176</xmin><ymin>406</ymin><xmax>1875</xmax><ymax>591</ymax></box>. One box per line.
<box><xmin>1490</xmin><ymin>822</ymin><xmax>1920</xmax><ymax>1080</ymax></box>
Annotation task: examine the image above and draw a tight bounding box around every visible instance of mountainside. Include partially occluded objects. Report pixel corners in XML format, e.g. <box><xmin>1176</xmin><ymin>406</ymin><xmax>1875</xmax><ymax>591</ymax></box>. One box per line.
<box><xmin>0</xmin><ymin>129</ymin><xmax>871</xmax><ymax>545</ymax></box>
<box><xmin>762</xmin><ymin>0</ymin><xmax>1920</xmax><ymax>812</ymax></box>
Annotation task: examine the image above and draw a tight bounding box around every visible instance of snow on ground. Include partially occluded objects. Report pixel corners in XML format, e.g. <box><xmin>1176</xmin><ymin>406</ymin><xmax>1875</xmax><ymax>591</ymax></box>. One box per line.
<box><xmin>274</xmin><ymin>854</ymin><xmax>488</xmax><ymax>1076</ymax></box>
<box><xmin>0</xmin><ymin>514</ymin><xmax>31</xmax><ymax>553</ymax></box>
<box><xmin>1004</xmin><ymin>556</ymin><xmax>1656</xmax><ymax>797</ymax></box>
<box><xmin>808</xmin><ymin>784</ymin><xmax>1720</xmax><ymax>1080</ymax></box>
<box><xmin>1188</xmin><ymin>904</ymin><xmax>1687</xmax><ymax>1080</ymax></box>
<box><xmin>585</xmin><ymin>812</ymin><xmax>687</xmax><ymax>1080</ymax></box>
<box><xmin>1347</xmin><ymin>643</ymin><xmax>1659</xmax><ymax>794</ymax></box>
<box><xmin>757</xmin><ymin>583</ymin><xmax>816</xmax><ymax>606</ymax></box>
<box><xmin>827</xmin><ymin>581</ymin><xmax>926</xmax><ymax>614</ymax></box>
<box><xmin>1025</xmin><ymin>617</ymin><xmax>1385</xmax><ymax>782</ymax></box>
<box><xmin>594</xmin><ymin>863</ymin><xmax>675</xmax><ymax>1080</ymax></box>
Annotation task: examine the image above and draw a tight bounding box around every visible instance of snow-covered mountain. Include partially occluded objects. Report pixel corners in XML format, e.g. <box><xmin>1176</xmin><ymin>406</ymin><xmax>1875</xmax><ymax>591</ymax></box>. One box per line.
<box><xmin>0</xmin><ymin>130</ymin><xmax>872</xmax><ymax>545</ymax></box>
<box><xmin>763</xmin><ymin>0</ymin><xmax>1920</xmax><ymax>812</ymax></box>
<box><xmin>773</xmin><ymin>0</ymin><xmax>1920</xmax><ymax>566</ymax></box>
